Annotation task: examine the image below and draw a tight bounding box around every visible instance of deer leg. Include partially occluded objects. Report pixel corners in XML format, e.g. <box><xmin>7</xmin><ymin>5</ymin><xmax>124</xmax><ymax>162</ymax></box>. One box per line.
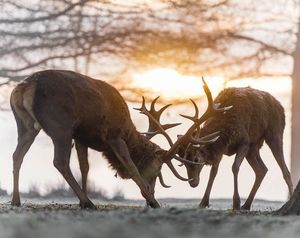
<box><xmin>232</xmin><ymin>145</ymin><xmax>248</xmax><ymax>210</ymax></box>
<box><xmin>199</xmin><ymin>161</ymin><xmax>220</xmax><ymax>208</ymax></box>
<box><xmin>266</xmin><ymin>137</ymin><xmax>293</xmax><ymax>196</ymax></box>
<box><xmin>75</xmin><ymin>141</ymin><xmax>89</xmax><ymax>195</ymax></box>
<box><xmin>241</xmin><ymin>151</ymin><xmax>268</xmax><ymax>210</ymax></box>
<box><xmin>108</xmin><ymin>137</ymin><xmax>160</xmax><ymax>208</ymax></box>
<box><xmin>11</xmin><ymin>128</ymin><xmax>39</xmax><ymax>206</ymax></box>
<box><xmin>52</xmin><ymin>136</ymin><xmax>96</xmax><ymax>209</ymax></box>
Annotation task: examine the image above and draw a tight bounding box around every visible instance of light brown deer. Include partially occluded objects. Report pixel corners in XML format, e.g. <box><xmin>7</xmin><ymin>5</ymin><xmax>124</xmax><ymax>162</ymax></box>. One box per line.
<box><xmin>179</xmin><ymin>86</ymin><xmax>293</xmax><ymax>210</ymax></box>
<box><xmin>10</xmin><ymin>70</ymin><xmax>227</xmax><ymax>209</ymax></box>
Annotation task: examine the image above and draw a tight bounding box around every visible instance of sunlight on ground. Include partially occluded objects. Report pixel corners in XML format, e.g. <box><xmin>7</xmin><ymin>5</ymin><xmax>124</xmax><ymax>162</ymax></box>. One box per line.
<box><xmin>132</xmin><ymin>68</ymin><xmax>291</xmax><ymax>100</ymax></box>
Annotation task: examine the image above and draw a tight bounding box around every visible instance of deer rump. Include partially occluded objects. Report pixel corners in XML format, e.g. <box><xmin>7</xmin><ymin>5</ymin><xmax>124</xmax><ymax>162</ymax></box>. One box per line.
<box><xmin>182</xmin><ymin>87</ymin><xmax>293</xmax><ymax>210</ymax></box>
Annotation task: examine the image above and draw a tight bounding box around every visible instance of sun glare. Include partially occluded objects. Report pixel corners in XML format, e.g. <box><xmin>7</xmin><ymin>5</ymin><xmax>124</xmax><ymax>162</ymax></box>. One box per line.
<box><xmin>132</xmin><ymin>68</ymin><xmax>291</xmax><ymax>101</ymax></box>
<box><xmin>132</xmin><ymin>68</ymin><xmax>224</xmax><ymax>100</ymax></box>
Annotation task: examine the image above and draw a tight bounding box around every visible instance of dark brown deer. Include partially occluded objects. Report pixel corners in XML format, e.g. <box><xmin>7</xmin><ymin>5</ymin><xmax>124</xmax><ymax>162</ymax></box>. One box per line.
<box><xmin>10</xmin><ymin>70</ymin><xmax>226</xmax><ymax>209</ymax></box>
<box><xmin>179</xmin><ymin>86</ymin><xmax>293</xmax><ymax>210</ymax></box>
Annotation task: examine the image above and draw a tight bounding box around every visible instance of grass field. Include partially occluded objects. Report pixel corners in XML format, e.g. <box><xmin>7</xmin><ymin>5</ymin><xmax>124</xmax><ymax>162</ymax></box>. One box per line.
<box><xmin>0</xmin><ymin>197</ymin><xmax>299</xmax><ymax>238</ymax></box>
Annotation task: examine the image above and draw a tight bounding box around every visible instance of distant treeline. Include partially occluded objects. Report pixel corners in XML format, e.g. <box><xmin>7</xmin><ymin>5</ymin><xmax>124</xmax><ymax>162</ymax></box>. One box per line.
<box><xmin>0</xmin><ymin>183</ymin><xmax>124</xmax><ymax>201</ymax></box>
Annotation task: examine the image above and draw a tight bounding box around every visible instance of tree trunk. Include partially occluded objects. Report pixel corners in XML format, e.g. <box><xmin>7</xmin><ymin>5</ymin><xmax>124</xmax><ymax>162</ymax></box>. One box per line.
<box><xmin>291</xmin><ymin>20</ymin><xmax>300</xmax><ymax>189</ymax></box>
<box><xmin>277</xmin><ymin>15</ymin><xmax>300</xmax><ymax>216</ymax></box>
<box><xmin>276</xmin><ymin>180</ymin><xmax>300</xmax><ymax>215</ymax></box>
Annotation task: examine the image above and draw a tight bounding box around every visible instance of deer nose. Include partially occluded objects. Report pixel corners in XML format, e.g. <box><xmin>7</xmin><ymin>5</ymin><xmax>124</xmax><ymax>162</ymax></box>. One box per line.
<box><xmin>189</xmin><ymin>177</ymin><xmax>199</xmax><ymax>188</ymax></box>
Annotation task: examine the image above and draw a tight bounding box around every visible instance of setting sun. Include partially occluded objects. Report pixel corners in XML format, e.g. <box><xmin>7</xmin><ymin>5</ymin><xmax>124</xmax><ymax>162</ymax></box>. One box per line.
<box><xmin>131</xmin><ymin>68</ymin><xmax>291</xmax><ymax>101</ymax></box>
<box><xmin>132</xmin><ymin>68</ymin><xmax>225</xmax><ymax>100</ymax></box>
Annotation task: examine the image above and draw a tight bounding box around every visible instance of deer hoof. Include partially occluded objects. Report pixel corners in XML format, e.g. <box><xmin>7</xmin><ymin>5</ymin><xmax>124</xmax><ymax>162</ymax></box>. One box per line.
<box><xmin>232</xmin><ymin>204</ymin><xmax>241</xmax><ymax>210</ymax></box>
<box><xmin>232</xmin><ymin>197</ymin><xmax>241</xmax><ymax>210</ymax></box>
<box><xmin>148</xmin><ymin>200</ymin><xmax>161</xmax><ymax>209</ymax></box>
<box><xmin>11</xmin><ymin>199</ymin><xmax>21</xmax><ymax>207</ymax></box>
<box><xmin>199</xmin><ymin>202</ymin><xmax>209</xmax><ymax>209</ymax></box>
<box><xmin>241</xmin><ymin>204</ymin><xmax>251</xmax><ymax>211</ymax></box>
<box><xmin>80</xmin><ymin>201</ymin><xmax>97</xmax><ymax>210</ymax></box>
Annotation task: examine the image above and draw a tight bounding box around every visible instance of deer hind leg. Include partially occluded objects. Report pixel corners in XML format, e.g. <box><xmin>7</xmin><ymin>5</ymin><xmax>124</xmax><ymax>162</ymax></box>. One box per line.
<box><xmin>108</xmin><ymin>137</ymin><xmax>160</xmax><ymax>208</ymax></box>
<box><xmin>266</xmin><ymin>136</ymin><xmax>293</xmax><ymax>196</ymax></box>
<box><xmin>199</xmin><ymin>160</ymin><xmax>220</xmax><ymax>208</ymax></box>
<box><xmin>232</xmin><ymin>145</ymin><xmax>248</xmax><ymax>210</ymax></box>
<box><xmin>11</xmin><ymin>124</ymin><xmax>39</xmax><ymax>206</ymax></box>
<box><xmin>241</xmin><ymin>149</ymin><xmax>268</xmax><ymax>210</ymax></box>
<box><xmin>75</xmin><ymin>141</ymin><xmax>89</xmax><ymax>195</ymax></box>
<box><xmin>11</xmin><ymin>99</ymin><xmax>40</xmax><ymax>206</ymax></box>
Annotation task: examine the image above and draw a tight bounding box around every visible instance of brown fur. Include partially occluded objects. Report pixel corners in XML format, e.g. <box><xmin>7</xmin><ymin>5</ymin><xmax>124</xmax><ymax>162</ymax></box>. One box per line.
<box><xmin>181</xmin><ymin>87</ymin><xmax>293</xmax><ymax>210</ymax></box>
<box><xmin>11</xmin><ymin>70</ymin><xmax>168</xmax><ymax>209</ymax></box>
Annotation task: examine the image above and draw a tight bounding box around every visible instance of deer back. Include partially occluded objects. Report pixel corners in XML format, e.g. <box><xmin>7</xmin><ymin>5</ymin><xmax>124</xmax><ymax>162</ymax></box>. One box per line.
<box><xmin>199</xmin><ymin>87</ymin><xmax>285</xmax><ymax>160</ymax></box>
<box><xmin>31</xmin><ymin>70</ymin><xmax>135</xmax><ymax>147</ymax></box>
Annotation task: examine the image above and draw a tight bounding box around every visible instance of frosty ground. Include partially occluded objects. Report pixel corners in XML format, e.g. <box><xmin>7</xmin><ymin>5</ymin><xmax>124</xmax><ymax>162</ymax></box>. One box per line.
<box><xmin>0</xmin><ymin>198</ymin><xmax>299</xmax><ymax>238</ymax></box>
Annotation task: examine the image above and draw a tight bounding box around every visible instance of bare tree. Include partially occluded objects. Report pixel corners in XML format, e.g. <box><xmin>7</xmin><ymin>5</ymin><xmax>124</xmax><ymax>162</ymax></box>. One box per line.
<box><xmin>0</xmin><ymin>0</ymin><xmax>295</xmax><ymax>89</ymax></box>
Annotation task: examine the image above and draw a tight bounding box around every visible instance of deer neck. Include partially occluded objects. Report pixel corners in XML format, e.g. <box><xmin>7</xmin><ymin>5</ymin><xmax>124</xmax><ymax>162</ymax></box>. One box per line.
<box><xmin>126</xmin><ymin>131</ymin><xmax>163</xmax><ymax>167</ymax></box>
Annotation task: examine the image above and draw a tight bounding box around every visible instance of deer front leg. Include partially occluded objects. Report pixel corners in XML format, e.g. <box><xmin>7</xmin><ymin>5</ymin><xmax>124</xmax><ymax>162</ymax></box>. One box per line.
<box><xmin>241</xmin><ymin>151</ymin><xmax>267</xmax><ymax>210</ymax></box>
<box><xmin>53</xmin><ymin>136</ymin><xmax>96</xmax><ymax>209</ymax></box>
<box><xmin>109</xmin><ymin>137</ymin><xmax>160</xmax><ymax>208</ymax></box>
<box><xmin>232</xmin><ymin>145</ymin><xmax>248</xmax><ymax>210</ymax></box>
<box><xmin>75</xmin><ymin>141</ymin><xmax>89</xmax><ymax>195</ymax></box>
<box><xmin>199</xmin><ymin>162</ymin><xmax>220</xmax><ymax>208</ymax></box>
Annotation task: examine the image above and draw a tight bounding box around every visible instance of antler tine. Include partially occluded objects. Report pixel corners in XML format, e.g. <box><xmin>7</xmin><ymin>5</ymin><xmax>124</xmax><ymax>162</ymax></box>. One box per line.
<box><xmin>190</xmin><ymin>131</ymin><xmax>220</xmax><ymax>146</ymax></box>
<box><xmin>150</xmin><ymin>100</ymin><xmax>180</xmax><ymax>132</ymax></box>
<box><xmin>158</xmin><ymin>172</ymin><xmax>171</xmax><ymax>188</ymax></box>
<box><xmin>191</xmin><ymin>99</ymin><xmax>199</xmax><ymax>118</ymax></box>
<box><xmin>166</xmin><ymin>161</ymin><xmax>192</xmax><ymax>181</ymax></box>
<box><xmin>202</xmin><ymin>77</ymin><xmax>214</xmax><ymax>110</ymax></box>
<box><xmin>158</xmin><ymin>103</ymin><xmax>172</xmax><ymax>116</ymax></box>
<box><xmin>180</xmin><ymin>99</ymin><xmax>201</xmax><ymax>137</ymax></box>
<box><xmin>162</xmin><ymin>122</ymin><xmax>181</xmax><ymax>131</ymax></box>
<box><xmin>150</xmin><ymin>96</ymin><xmax>160</xmax><ymax>112</ymax></box>
<box><xmin>202</xmin><ymin>77</ymin><xmax>233</xmax><ymax>113</ymax></box>
<box><xmin>133</xmin><ymin>96</ymin><xmax>147</xmax><ymax>112</ymax></box>
<box><xmin>180</xmin><ymin>99</ymin><xmax>199</xmax><ymax>122</ymax></box>
<box><xmin>173</xmin><ymin>154</ymin><xmax>205</xmax><ymax>165</ymax></box>
<box><xmin>136</xmin><ymin>96</ymin><xmax>181</xmax><ymax>146</ymax></box>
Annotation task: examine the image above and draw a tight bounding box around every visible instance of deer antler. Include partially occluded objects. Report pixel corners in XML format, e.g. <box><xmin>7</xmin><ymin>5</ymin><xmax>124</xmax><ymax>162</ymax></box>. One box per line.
<box><xmin>180</xmin><ymin>99</ymin><xmax>199</xmax><ymax>122</ymax></box>
<box><xmin>180</xmin><ymin>99</ymin><xmax>201</xmax><ymax>137</ymax></box>
<box><xmin>134</xmin><ymin>96</ymin><xmax>180</xmax><ymax>146</ymax></box>
<box><xmin>158</xmin><ymin>172</ymin><xmax>171</xmax><ymax>188</ymax></box>
<box><xmin>164</xmin><ymin>77</ymin><xmax>232</xmax><ymax>162</ymax></box>
<box><xmin>135</xmin><ymin>96</ymin><xmax>202</xmax><ymax>181</ymax></box>
<box><xmin>201</xmin><ymin>77</ymin><xmax>233</xmax><ymax>113</ymax></box>
<box><xmin>190</xmin><ymin>131</ymin><xmax>220</xmax><ymax>147</ymax></box>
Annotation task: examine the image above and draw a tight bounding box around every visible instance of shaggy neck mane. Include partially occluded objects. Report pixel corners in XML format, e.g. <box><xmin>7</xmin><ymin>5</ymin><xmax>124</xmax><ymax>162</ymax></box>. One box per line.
<box><xmin>201</xmin><ymin>111</ymin><xmax>240</xmax><ymax>160</ymax></box>
<box><xmin>103</xmin><ymin>130</ymin><xmax>162</xmax><ymax>179</ymax></box>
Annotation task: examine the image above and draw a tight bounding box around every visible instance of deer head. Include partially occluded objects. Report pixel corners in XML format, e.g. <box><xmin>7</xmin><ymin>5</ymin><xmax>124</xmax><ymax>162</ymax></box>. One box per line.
<box><xmin>176</xmin><ymin>78</ymin><xmax>232</xmax><ymax>187</ymax></box>
<box><xmin>135</xmin><ymin>78</ymin><xmax>232</xmax><ymax>189</ymax></box>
